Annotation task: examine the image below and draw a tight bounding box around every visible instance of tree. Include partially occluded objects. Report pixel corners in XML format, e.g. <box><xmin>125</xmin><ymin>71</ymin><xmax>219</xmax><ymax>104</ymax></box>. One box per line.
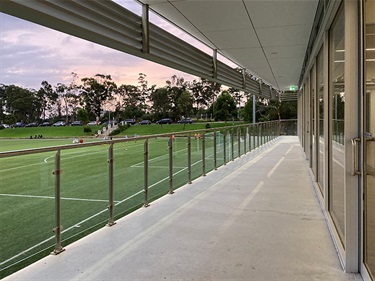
<box><xmin>117</xmin><ymin>73</ymin><xmax>153</xmax><ymax>120</ymax></box>
<box><xmin>37</xmin><ymin>81</ymin><xmax>58</xmax><ymax>120</ymax></box>
<box><xmin>2</xmin><ymin>85</ymin><xmax>42</xmax><ymax>123</ymax></box>
<box><xmin>243</xmin><ymin>96</ymin><xmax>254</xmax><ymax>123</ymax></box>
<box><xmin>213</xmin><ymin>91</ymin><xmax>237</xmax><ymax>121</ymax></box>
<box><xmin>190</xmin><ymin>78</ymin><xmax>221</xmax><ymax>111</ymax></box>
<box><xmin>65</xmin><ymin>72</ymin><xmax>82</xmax><ymax>122</ymax></box>
<box><xmin>228</xmin><ymin>87</ymin><xmax>243</xmax><ymax>120</ymax></box>
<box><xmin>137</xmin><ymin>73</ymin><xmax>153</xmax><ymax>113</ymax></box>
<box><xmin>176</xmin><ymin>91</ymin><xmax>194</xmax><ymax>118</ymax></box>
<box><xmin>80</xmin><ymin>74</ymin><xmax>117</xmax><ymax>120</ymax></box>
<box><xmin>118</xmin><ymin>84</ymin><xmax>143</xmax><ymax>120</ymax></box>
<box><xmin>149</xmin><ymin>87</ymin><xmax>171</xmax><ymax>120</ymax></box>
<box><xmin>0</xmin><ymin>84</ymin><xmax>7</xmax><ymax>122</ymax></box>
<box><xmin>77</xmin><ymin>108</ymin><xmax>89</xmax><ymax>124</ymax></box>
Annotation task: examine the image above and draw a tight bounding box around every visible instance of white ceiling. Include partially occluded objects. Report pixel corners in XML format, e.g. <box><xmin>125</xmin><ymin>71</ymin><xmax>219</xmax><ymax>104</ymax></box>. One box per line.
<box><xmin>138</xmin><ymin>0</ymin><xmax>319</xmax><ymax>91</ymax></box>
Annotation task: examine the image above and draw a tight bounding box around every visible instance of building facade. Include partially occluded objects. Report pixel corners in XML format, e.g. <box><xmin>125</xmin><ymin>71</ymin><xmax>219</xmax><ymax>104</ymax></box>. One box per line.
<box><xmin>298</xmin><ymin>1</ymin><xmax>375</xmax><ymax>279</ymax></box>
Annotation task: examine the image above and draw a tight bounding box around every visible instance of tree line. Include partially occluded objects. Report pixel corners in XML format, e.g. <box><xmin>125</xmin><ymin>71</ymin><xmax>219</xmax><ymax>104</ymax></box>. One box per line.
<box><xmin>0</xmin><ymin>72</ymin><xmax>297</xmax><ymax>126</ymax></box>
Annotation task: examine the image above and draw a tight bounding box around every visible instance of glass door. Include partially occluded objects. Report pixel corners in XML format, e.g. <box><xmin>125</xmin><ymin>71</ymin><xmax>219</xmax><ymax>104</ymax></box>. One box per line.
<box><xmin>311</xmin><ymin>66</ymin><xmax>316</xmax><ymax>175</ymax></box>
<box><xmin>329</xmin><ymin>7</ymin><xmax>346</xmax><ymax>246</ymax></box>
<box><xmin>317</xmin><ymin>48</ymin><xmax>324</xmax><ymax>194</ymax></box>
<box><xmin>364</xmin><ymin>0</ymin><xmax>375</xmax><ymax>278</ymax></box>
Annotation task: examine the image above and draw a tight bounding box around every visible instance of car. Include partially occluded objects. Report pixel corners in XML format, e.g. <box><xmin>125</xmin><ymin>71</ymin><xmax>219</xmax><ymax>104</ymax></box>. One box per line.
<box><xmin>139</xmin><ymin>120</ymin><xmax>151</xmax><ymax>125</ymax></box>
<box><xmin>39</xmin><ymin>121</ymin><xmax>51</xmax><ymax>127</ymax></box>
<box><xmin>156</xmin><ymin>118</ymin><xmax>172</xmax><ymax>124</ymax></box>
<box><xmin>87</xmin><ymin>121</ymin><xmax>100</xmax><ymax>126</ymax></box>
<box><xmin>178</xmin><ymin>118</ymin><xmax>193</xmax><ymax>124</ymax></box>
<box><xmin>103</xmin><ymin>120</ymin><xmax>117</xmax><ymax>126</ymax></box>
<box><xmin>53</xmin><ymin>121</ymin><xmax>65</xmax><ymax>126</ymax></box>
<box><xmin>13</xmin><ymin>122</ymin><xmax>25</xmax><ymax>127</ymax></box>
<box><xmin>25</xmin><ymin>122</ymin><xmax>38</xmax><ymax>127</ymax></box>
<box><xmin>71</xmin><ymin>121</ymin><xmax>82</xmax><ymax>126</ymax></box>
<box><xmin>124</xmin><ymin>119</ymin><xmax>136</xmax><ymax>125</ymax></box>
<box><xmin>0</xmin><ymin>124</ymin><xmax>10</xmax><ymax>129</ymax></box>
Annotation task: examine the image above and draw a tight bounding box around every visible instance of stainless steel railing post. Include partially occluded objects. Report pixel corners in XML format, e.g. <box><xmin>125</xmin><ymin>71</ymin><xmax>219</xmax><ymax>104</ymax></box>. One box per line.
<box><xmin>244</xmin><ymin>126</ymin><xmax>247</xmax><ymax>154</ymax></box>
<box><xmin>214</xmin><ymin>131</ymin><xmax>217</xmax><ymax>170</ymax></box>
<box><xmin>144</xmin><ymin>139</ymin><xmax>149</xmax><ymax>207</ymax></box>
<box><xmin>169</xmin><ymin>136</ymin><xmax>174</xmax><ymax>194</ymax></box>
<box><xmin>231</xmin><ymin>128</ymin><xmax>234</xmax><ymax>161</ymax></box>
<box><xmin>202</xmin><ymin>133</ymin><xmax>206</xmax><ymax>176</ymax></box>
<box><xmin>188</xmin><ymin>134</ymin><xmax>192</xmax><ymax>184</ymax></box>
<box><xmin>251</xmin><ymin>125</ymin><xmax>253</xmax><ymax>148</ymax></box>
<box><xmin>262</xmin><ymin>123</ymin><xmax>265</xmax><ymax>144</ymax></box>
<box><xmin>237</xmin><ymin>127</ymin><xmax>241</xmax><ymax>157</ymax></box>
<box><xmin>52</xmin><ymin>150</ymin><xmax>64</xmax><ymax>255</ymax></box>
<box><xmin>108</xmin><ymin>144</ymin><xmax>116</xmax><ymax>226</ymax></box>
<box><xmin>223</xmin><ymin>129</ymin><xmax>227</xmax><ymax>165</ymax></box>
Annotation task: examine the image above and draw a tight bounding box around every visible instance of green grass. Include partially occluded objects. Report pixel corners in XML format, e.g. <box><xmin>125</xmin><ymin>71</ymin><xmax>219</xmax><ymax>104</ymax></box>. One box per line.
<box><xmin>0</xmin><ymin>133</ymin><xmax>239</xmax><ymax>278</ymax></box>
<box><xmin>0</xmin><ymin>126</ymin><xmax>101</xmax><ymax>138</ymax></box>
<box><xmin>0</xmin><ymin>138</ymin><xmax>103</xmax><ymax>153</ymax></box>
<box><xmin>0</xmin><ymin>122</ymin><xmax>269</xmax><ymax>278</ymax></box>
<box><xmin>123</xmin><ymin>122</ymin><xmax>243</xmax><ymax>135</ymax></box>
<box><xmin>0</xmin><ymin>122</ymin><xmax>243</xmax><ymax>139</ymax></box>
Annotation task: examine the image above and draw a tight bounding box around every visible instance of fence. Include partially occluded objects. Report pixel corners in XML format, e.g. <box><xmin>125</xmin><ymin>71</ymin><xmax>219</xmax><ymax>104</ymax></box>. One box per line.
<box><xmin>0</xmin><ymin>120</ymin><xmax>295</xmax><ymax>277</ymax></box>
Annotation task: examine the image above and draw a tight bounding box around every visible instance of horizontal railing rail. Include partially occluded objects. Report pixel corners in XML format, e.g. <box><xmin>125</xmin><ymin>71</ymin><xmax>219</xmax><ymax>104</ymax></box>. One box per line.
<box><xmin>0</xmin><ymin>120</ymin><xmax>296</xmax><ymax>278</ymax></box>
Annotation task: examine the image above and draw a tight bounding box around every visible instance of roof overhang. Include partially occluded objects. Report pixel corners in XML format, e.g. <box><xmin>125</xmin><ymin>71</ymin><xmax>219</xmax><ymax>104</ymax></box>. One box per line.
<box><xmin>138</xmin><ymin>0</ymin><xmax>319</xmax><ymax>91</ymax></box>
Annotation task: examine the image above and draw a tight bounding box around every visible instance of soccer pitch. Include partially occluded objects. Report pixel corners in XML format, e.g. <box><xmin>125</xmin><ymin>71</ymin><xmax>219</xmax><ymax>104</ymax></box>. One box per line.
<box><xmin>1</xmin><ymin>132</ymin><xmax>255</xmax><ymax>275</ymax></box>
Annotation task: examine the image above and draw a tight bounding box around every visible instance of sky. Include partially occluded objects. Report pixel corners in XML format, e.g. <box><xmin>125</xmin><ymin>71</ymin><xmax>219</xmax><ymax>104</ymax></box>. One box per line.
<box><xmin>0</xmin><ymin>0</ymin><xmax>206</xmax><ymax>91</ymax></box>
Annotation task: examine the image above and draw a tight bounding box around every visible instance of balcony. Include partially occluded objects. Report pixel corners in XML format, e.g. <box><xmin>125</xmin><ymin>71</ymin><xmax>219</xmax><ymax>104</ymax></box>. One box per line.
<box><xmin>1</xmin><ymin>130</ymin><xmax>361</xmax><ymax>280</ymax></box>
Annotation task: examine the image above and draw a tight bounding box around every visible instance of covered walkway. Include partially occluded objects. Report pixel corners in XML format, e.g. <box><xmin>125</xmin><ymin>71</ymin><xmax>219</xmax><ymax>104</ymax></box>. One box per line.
<box><xmin>4</xmin><ymin>137</ymin><xmax>362</xmax><ymax>281</ymax></box>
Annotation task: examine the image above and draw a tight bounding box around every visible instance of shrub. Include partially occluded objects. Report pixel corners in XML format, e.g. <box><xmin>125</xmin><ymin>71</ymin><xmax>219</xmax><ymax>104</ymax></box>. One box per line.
<box><xmin>109</xmin><ymin>124</ymin><xmax>127</xmax><ymax>136</ymax></box>
<box><xmin>83</xmin><ymin>126</ymin><xmax>92</xmax><ymax>133</ymax></box>
<box><xmin>109</xmin><ymin>128</ymin><xmax>121</xmax><ymax>136</ymax></box>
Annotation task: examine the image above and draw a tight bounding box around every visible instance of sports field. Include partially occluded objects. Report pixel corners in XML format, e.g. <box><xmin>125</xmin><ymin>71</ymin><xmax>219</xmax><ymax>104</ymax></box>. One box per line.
<box><xmin>0</xmin><ymin>128</ymin><xmax>265</xmax><ymax>277</ymax></box>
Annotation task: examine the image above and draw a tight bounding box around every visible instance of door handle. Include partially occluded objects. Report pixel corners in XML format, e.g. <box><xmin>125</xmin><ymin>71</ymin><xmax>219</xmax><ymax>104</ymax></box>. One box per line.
<box><xmin>351</xmin><ymin>137</ymin><xmax>361</xmax><ymax>176</ymax></box>
<box><xmin>365</xmin><ymin>133</ymin><xmax>375</xmax><ymax>176</ymax></box>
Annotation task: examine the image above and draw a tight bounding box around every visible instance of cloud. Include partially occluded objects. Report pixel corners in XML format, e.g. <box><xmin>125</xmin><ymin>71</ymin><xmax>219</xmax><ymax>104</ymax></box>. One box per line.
<box><xmin>0</xmin><ymin>11</ymin><xmax>197</xmax><ymax>91</ymax></box>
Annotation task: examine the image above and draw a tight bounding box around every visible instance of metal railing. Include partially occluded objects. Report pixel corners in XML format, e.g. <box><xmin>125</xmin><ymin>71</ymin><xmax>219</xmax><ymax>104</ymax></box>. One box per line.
<box><xmin>0</xmin><ymin>120</ymin><xmax>295</xmax><ymax>277</ymax></box>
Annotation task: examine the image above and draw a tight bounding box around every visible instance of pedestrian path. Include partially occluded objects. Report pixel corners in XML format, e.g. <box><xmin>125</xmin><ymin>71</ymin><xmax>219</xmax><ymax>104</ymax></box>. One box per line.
<box><xmin>3</xmin><ymin>136</ymin><xmax>362</xmax><ymax>281</ymax></box>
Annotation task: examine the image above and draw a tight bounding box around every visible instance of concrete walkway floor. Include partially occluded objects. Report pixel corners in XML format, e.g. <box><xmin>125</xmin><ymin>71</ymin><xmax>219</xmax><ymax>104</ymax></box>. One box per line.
<box><xmin>4</xmin><ymin>136</ymin><xmax>362</xmax><ymax>281</ymax></box>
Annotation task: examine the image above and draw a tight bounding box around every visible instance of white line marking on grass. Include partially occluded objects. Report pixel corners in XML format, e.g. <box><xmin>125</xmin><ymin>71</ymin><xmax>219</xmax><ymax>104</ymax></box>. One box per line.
<box><xmin>2</xmin><ymin>147</ymin><xmax>109</xmax><ymax>172</ymax></box>
<box><xmin>0</xmin><ymin>193</ymin><xmax>119</xmax><ymax>203</ymax></box>
<box><xmin>130</xmin><ymin>165</ymin><xmax>187</xmax><ymax>169</ymax></box>
<box><xmin>131</xmin><ymin>148</ymin><xmax>189</xmax><ymax>168</ymax></box>
<box><xmin>44</xmin><ymin>155</ymin><xmax>54</xmax><ymax>163</ymax></box>
<box><xmin>114</xmin><ymin>159</ymin><xmax>203</xmax><ymax>207</ymax></box>
<box><xmin>0</xmin><ymin>208</ymin><xmax>110</xmax><ymax>267</ymax></box>
<box><xmin>1</xmin><ymin>163</ymin><xmax>43</xmax><ymax>173</ymax></box>
<box><xmin>1</xmin><ymin>146</ymin><xmax>221</xmax><ymax>267</ymax></box>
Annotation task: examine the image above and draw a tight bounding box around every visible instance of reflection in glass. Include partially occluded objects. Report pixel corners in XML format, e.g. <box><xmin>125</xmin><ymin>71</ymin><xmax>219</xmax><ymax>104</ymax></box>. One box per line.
<box><xmin>0</xmin><ymin>153</ymin><xmax>55</xmax><ymax>270</ymax></box>
<box><xmin>311</xmin><ymin>67</ymin><xmax>316</xmax><ymax>176</ymax></box>
<box><xmin>317</xmin><ymin>48</ymin><xmax>324</xmax><ymax>194</ymax></box>
<box><xmin>329</xmin><ymin>8</ymin><xmax>345</xmax><ymax>245</ymax></box>
<box><xmin>364</xmin><ymin>0</ymin><xmax>375</xmax><ymax>277</ymax></box>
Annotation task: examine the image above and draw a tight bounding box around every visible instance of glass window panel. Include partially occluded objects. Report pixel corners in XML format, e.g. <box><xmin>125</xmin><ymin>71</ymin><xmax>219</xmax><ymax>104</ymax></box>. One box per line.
<box><xmin>311</xmin><ymin>66</ymin><xmax>316</xmax><ymax>175</ymax></box>
<box><xmin>364</xmin><ymin>0</ymin><xmax>375</xmax><ymax>277</ymax></box>
<box><xmin>329</xmin><ymin>7</ymin><xmax>345</xmax><ymax>245</ymax></box>
<box><xmin>317</xmin><ymin>48</ymin><xmax>325</xmax><ymax>194</ymax></box>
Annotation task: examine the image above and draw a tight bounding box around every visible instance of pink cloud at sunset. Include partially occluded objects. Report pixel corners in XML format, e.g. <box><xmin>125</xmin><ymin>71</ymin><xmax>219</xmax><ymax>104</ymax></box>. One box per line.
<box><xmin>0</xmin><ymin>1</ymin><xmax>201</xmax><ymax>90</ymax></box>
